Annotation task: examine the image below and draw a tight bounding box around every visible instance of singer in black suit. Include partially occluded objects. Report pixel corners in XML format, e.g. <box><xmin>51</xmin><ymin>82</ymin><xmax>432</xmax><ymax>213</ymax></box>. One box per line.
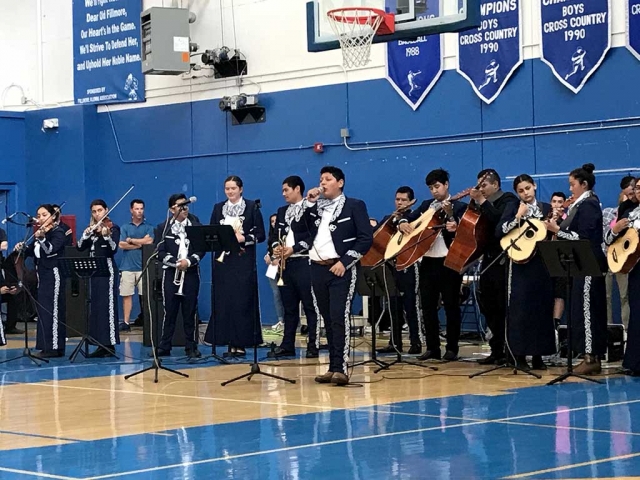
<box><xmin>398</xmin><ymin>169</ymin><xmax>467</xmax><ymax>362</ymax></box>
<box><xmin>204</xmin><ymin>176</ymin><xmax>266</xmax><ymax>357</ymax></box>
<box><xmin>157</xmin><ymin>194</ymin><xmax>205</xmax><ymax>358</ymax></box>
<box><xmin>305</xmin><ymin>166</ymin><xmax>373</xmax><ymax>386</ymax></box>
<box><xmin>498</xmin><ymin>174</ymin><xmax>555</xmax><ymax>371</ymax></box>
<box><xmin>269</xmin><ymin>175</ymin><xmax>320</xmax><ymax>359</ymax></box>
<box><xmin>469</xmin><ymin>169</ymin><xmax>519</xmax><ymax>365</ymax></box>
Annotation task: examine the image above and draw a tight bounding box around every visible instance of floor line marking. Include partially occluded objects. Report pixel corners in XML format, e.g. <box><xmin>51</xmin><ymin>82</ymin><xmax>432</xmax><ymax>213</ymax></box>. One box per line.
<box><xmin>499</xmin><ymin>420</ymin><xmax>640</xmax><ymax>437</ymax></box>
<box><xmin>15</xmin><ymin>382</ymin><xmax>336</xmax><ymax>412</ymax></box>
<box><xmin>0</xmin><ymin>466</ymin><xmax>79</xmax><ymax>480</ymax></box>
<box><xmin>0</xmin><ymin>429</ymin><xmax>81</xmax><ymax>443</ymax></box>
<box><xmin>503</xmin><ymin>451</ymin><xmax>640</xmax><ymax>479</ymax></box>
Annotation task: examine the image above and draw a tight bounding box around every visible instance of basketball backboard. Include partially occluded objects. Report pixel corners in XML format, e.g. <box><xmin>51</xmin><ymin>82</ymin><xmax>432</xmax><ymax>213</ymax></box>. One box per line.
<box><xmin>307</xmin><ymin>0</ymin><xmax>480</xmax><ymax>52</ymax></box>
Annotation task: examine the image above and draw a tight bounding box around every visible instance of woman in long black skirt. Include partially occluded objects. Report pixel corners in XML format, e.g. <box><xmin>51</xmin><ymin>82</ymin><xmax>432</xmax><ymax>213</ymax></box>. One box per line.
<box><xmin>77</xmin><ymin>199</ymin><xmax>120</xmax><ymax>357</ymax></box>
<box><xmin>16</xmin><ymin>204</ymin><xmax>67</xmax><ymax>358</ymax></box>
<box><xmin>605</xmin><ymin>177</ymin><xmax>640</xmax><ymax>374</ymax></box>
<box><xmin>546</xmin><ymin>163</ymin><xmax>608</xmax><ymax>375</ymax></box>
<box><xmin>498</xmin><ymin>174</ymin><xmax>555</xmax><ymax>370</ymax></box>
<box><xmin>204</xmin><ymin>176</ymin><xmax>265</xmax><ymax>357</ymax></box>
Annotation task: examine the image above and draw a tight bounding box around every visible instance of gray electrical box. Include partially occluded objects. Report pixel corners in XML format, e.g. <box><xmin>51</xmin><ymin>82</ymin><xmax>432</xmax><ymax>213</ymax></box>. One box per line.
<box><xmin>141</xmin><ymin>7</ymin><xmax>191</xmax><ymax>75</ymax></box>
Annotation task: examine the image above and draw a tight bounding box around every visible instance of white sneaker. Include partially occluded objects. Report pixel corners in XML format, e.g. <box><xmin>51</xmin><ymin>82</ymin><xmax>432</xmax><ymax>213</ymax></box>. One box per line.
<box><xmin>272</xmin><ymin>321</ymin><xmax>284</xmax><ymax>331</ymax></box>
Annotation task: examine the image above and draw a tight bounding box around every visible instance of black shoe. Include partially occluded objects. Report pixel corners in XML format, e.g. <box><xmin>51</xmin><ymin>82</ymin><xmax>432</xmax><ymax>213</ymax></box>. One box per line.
<box><xmin>186</xmin><ymin>349</ymin><xmax>202</xmax><ymax>359</ymax></box>
<box><xmin>418</xmin><ymin>350</ymin><xmax>441</xmax><ymax>361</ymax></box>
<box><xmin>443</xmin><ymin>350</ymin><xmax>458</xmax><ymax>362</ymax></box>
<box><xmin>515</xmin><ymin>355</ymin><xmax>531</xmax><ymax>371</ymax></box>
<box><xmin>36</xmin><ymin>350</ymin><xmax>64</xmax><ymax>359</ymax></box>
<box><xmin>407</xmin><ymin>344</ymin><xmax>422</xmax><ymax>355</ymax></box>
<box><xmin>133</xmin><ymin>316</ymin><xmax>144</xmax><ymax>327</ymax></box>
<box><xmin>306</xmin><ymin>346</ymin><xmax>319</xmax><ymax>358</ymax></box>
<box><xmin>152</xmin><ymin>348</ymin><xmax>171</xmax><ymax>358</ymax></box>
<box><xmin>478</xmin><ymin>354</ymin><xmax>501</xmax><ymax>365</ymax></box>
<box><xmin>267</xmin><ymin>346</ymin><xmax>296</xmax><ymax>358</ymax></box>
<box><xmin>88</xmin><ymin>346</ymin><xmax>116</xmax><ymax>358</ymax></box>
<box><xmin>376</xmin><ymin>345</ymin><xmax>401</xmax><ymax>354</ymax></box>
<box><xmin>531</xmin><ymin>356</ymin><xmax>547</xmax><ymax>370</ymax></box>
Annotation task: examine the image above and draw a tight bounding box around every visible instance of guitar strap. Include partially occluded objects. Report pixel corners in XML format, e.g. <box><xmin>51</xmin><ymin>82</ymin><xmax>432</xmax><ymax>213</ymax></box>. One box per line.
<box><xmin>559</xmin><ymin>192</ymin><xmax>594</xmax><ymax>230</ymax></box>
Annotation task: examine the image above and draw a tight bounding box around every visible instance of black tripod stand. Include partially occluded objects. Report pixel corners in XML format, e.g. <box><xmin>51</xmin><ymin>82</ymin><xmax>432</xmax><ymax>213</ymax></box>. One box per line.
<box><xmin>470</xmin><ymin>221</ymin><xmax>545</xmax><ymax>380</ymax></box>
<box><xmin>350</xmin><ymin>266</ymin><xmax>392</xmax><ymax>371</ymax></box>
<box><xmin>538</xmin><ymin>240</ymin><xmax>603</xmax><ymax>385</ymax></box>
<box><xmin>369</xmin><ymin>261</ymin><xmax>437</xmax><ymax>374</ymax></box>
<box><xmin>0</xmin><ymin>219</ymin><xmax>47</xmax><ymax>366</ymax></box>
<box><xmin>59</xmin><ymin>257</ymin><xmax>119</xmax><ymax>363</ymax></box>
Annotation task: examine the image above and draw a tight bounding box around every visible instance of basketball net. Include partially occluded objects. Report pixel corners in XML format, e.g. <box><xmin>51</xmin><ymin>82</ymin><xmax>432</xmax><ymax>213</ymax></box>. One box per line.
<box><xmin>327</xmin><ymin>8</ymin><xmax>385</xmax><ymax>69</ymax></box>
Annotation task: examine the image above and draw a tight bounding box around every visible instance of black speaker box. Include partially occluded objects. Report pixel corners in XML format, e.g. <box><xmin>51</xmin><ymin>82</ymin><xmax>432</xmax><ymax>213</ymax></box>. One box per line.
<box><xmin>558</xmin><ymin>324</ymin><xmax>625</xmax><ymax>362</ymax></box>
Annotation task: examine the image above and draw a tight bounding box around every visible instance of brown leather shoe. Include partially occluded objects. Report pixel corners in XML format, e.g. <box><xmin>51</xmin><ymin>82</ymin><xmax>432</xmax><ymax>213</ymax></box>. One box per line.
<box><xmin>314</xmin><ymin>371</ymin><xmax>334</xmax><ymax>384</ymax></box>
<box><xmin>573</xmin><ymin>354</ymin><xmax>602</xmax><ymax>375</ymax></box>
<box><xmin>331</xmin><ymin>372</ymin><xmax>349</xmax><ymax>386</ymax></box>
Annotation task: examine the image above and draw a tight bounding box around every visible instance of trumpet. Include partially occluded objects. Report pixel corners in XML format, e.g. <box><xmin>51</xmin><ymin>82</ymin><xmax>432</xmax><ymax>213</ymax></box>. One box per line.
<box><xmin>275</xmin><ymin>232</ymin><xmax>287</xmax><ymax>287</ymax></box>
<box><xmin>174</xmin><ymin>267</ymin><xmax>186</xmax><ymax>296</ymax></box>
<box><xmin>216</xmin><ymin>217</ymin><xmax>244</xmax><ymax>263</ymax></box>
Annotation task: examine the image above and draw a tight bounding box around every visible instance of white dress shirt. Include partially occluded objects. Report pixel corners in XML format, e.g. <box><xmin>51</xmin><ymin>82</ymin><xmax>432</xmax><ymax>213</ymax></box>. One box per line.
<box><xmin>310</xmin><ymin>198</ymin><xmax>340</xmax><ymax>262</ymax></box>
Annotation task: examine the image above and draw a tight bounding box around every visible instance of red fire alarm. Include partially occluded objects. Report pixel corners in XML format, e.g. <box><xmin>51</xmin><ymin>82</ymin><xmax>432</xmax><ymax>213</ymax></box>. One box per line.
<box><xmin>313</xmin><ymin>142</ymin><xmax>324</xmax><ymax>153</ymax></box>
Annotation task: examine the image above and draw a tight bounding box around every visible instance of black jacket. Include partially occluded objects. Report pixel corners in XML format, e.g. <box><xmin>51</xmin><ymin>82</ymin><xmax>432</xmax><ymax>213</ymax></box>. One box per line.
<box><xmin>209</xmin><ymin>199</ymin><xmax>265</xmax><ymax>252</ymax></box>
<box><xmin>306</xmin><ymin>196</ymin><xmax>373</xmax><ymax>269</ymax></box>
<box><xmin>401</xmin><ymin>198</ymin><xmax>468</xmax><ymax>248</ymax></box>
<box><xmin>478</xmin><ymin>191</ymin><xmax>519</xmax><ymax>259</ymax></box>
<box><xmin>158</xmin><ymin>217</ymin><xmax>206</xmax><ymax>271</ymax></box>
<box><xmin>270</xmin><ymin>202</ymin><xmax>314</xmax><ymax>255</ymax></box>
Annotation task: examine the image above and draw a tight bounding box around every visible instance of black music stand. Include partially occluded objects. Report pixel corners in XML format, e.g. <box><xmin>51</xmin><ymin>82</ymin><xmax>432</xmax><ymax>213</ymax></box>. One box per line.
<box><xmin>351</xmin><ymin>265</ymin><xmax>394</xmax><ymax>370</ymax></box>
<box><xmin>537</xmin><ymin>240</ymin><xmax>604</xmax><ymax>385</ymax></box>
<box><xmin>58</xmin><ymin>256</ymin><xmax>118</xmax><ymax>363</ymax></box>
<box><xmin>187</xmin><ymin>224</ymin><xmax>241</xmax><ymax>365</ymax></box>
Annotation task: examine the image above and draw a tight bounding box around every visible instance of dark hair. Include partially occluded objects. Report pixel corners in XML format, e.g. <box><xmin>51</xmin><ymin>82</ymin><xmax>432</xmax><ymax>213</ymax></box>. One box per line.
<box><xmin>225</xmin><ymin>175</ymin><xmax>243</xmax><ymax>188</ymax></box>
<box><xmin>282</xmin><ymin>175</ymin><xmax>305</xmax><ymax>194</ymax></box>
<box><xmin>269</xmin><ymin>213</ymin><xmax>277</xmax><ymax>220</ymax></box>
<box><xmin>569</xmin><ymin>163</ymin><xmax>596</xmax><ymax>190</ymax></box>
<box><xmin>425</xmin><ymin>168</ymin><xmax>449</xmax><ymax>187</ymax></box>
<box><xmin>396</xmin><ymin>186</ymin><xmax>415</xmax><ymax>201</ymax></box>
<box><xmin>320</xmin><ymin>166</ymin><xmax>345</xmax><ymax>187</ymax></box>
<box><xmin>130</xmin><ymin>199</ymin><xmax>145</xmax><ymax>208</ymax></box>
<box><xmin>551</xmin><ymin>191</ymin><xmax>567</xmax><ymax>201</ymax></box>
<box><xmin>90</xmin><ymin>199</ymin><xmax>108</xmax><ymax>210</ymax></box>
<box><xmin>512</xmin><ymin>174</ymin><xmax>535</xmax><ymax>191</ymax></box>
<box><xmin>620</xmin><ymin>175</ymin><xmax>636</xmax><ymax>190</ymax></box>
<box><xmin>37</xmin><ymin>204</ymin><xmax>57</xmax><ymax>217</ymax></box>
<box><xmin>168</xmin><ymin>193</ymin><xmax>187</xmax><ymax>208</ymax></box>
<box><xmin>478</xmin><ymin>168</ymin><xmax>501</xmax><ymax>187</ymax></box>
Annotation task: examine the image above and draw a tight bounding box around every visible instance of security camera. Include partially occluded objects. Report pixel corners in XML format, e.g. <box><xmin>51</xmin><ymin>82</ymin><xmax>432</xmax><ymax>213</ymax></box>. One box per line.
<box><xmin>219</xmin><ymin>94</ymin><xmax>259</xmax><ymax>112</ymax></box>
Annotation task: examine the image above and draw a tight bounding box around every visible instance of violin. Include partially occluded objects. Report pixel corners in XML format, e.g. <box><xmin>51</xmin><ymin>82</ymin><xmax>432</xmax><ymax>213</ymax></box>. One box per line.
<box><xmin>87</xmin><ymin>217</ymin><xmax>113</xmax><ymax>237</ymax></box>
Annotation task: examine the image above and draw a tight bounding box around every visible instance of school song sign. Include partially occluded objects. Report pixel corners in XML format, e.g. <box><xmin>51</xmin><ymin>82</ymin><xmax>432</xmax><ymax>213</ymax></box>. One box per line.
<box><xmin>457</xmin><ymin>0</ymin><xmax>522</xmax><ymax>105</ymax></box>
<box><xmin>72</xmin><ymin>0</ymin><xmax>145</xmax><ymax>105</ymax></box>
<box><xmin>386</xmin><ymin>0</ymin><xmax>443</xmax><ymax>111</ymax></box>
<box><xmin>540</xmin><ymin>0</ymin><xmax>611</xmax><ymax>94</ymax></box>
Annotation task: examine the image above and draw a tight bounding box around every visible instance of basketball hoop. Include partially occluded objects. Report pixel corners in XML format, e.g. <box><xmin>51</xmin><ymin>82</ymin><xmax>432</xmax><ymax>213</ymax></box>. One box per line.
<box><xmin>326</xmin><ymin>7</ymin><xmax>395</xmax><ymax>69</ymax></box>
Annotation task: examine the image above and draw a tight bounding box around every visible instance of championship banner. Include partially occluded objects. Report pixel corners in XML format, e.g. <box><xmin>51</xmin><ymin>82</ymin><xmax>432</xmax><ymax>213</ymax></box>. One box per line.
<box><xmin>540</xmin><ymin>0</ymin><xmax>611</xmax><ymax>94</ymax></box>
<box><xmin>627</xmin><ymin>0</ymin><xmax>640</xmax><ymax>61</ymax></box>
<box><xmin>385</xmin><ymin>1</ymin><xmax>443</xmax><ymax>111</ymax></box>
<box><xmin>457</xmin><ymin>0</ymin><xmax>522</xmax><ymax>105</ymax></box>
<box><xmin>73</xmin><ymin>0</ymin><xmax>145</xmax><ymax>105</ymax></box>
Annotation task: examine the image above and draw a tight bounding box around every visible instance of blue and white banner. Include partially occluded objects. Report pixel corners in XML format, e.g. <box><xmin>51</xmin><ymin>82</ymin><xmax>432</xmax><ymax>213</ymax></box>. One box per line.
<box><xmin>627</xmin><ymin>1</ymin><xmax>640</xmax><ymax>61</ymax></box>
<box><xmin>385</xmin><ymin>1</ymin><xmax>443</xmax><ymax>111</ymax></box>
<box><xmin>72</xmin><ymin>0</ymin><xmax>145</xmax><ymax>105</ymax></box>
<box><xmin>457</xmin><ymin>0</ymin><xmax>522</xmax><ymax>105</ymax></box>
<box><xmin>540</xmin><ymin>0</ymin><xmax>611</xmax><ymax>94</ymax></box>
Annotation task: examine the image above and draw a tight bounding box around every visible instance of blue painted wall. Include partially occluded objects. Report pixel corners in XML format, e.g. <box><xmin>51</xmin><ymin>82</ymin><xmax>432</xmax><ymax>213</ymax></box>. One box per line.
<box><xmin>8</xmin><ymin>47</ymin><xmax>640</xmax><ymax>325</ymax></box>
<box><xmin>0</xmin><ymin>112</ymin><xmax>27</xmax><ymax>247</ymax></box>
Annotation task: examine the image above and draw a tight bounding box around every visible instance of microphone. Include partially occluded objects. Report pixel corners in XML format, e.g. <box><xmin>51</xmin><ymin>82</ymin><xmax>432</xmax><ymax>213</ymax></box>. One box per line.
<box><xmin>1</xmin><ymin>212</ymin><xmax>18</xmax><ymax>225</ymax></box>
<box><xmin>177</xmin><ymin>196</ymin><xmax>197</xmax><ymax>209</ymax></box>
<box><xmin>255</xmin><ymin>199</ymin><xmax>262</xmax><ymax>209</ymax></box>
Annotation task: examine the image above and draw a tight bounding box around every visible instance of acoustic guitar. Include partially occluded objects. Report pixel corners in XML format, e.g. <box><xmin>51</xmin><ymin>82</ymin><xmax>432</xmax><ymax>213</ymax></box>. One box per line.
<box><xmin>499</xmin><ymin>218</ymin><xmax>547</xmax><ymax>263</ymax></box>
<box><xmin>444</xmin><ymin>203</ymin><xmax>491</xmax><ymax>273</ymax></box>
<box><xmin>361</xmin><ymin>199</ymin><xmax>416</xmax><ymax>267</ymax></box>
<box><xmin>607</xmin><ymin>227</ymin><xmax>640</xmax><ymax>274</ymax></box>
<box><xmin>384</xmin><ymin>186</ymin><xmax>478</xmax><ymax>270</ymax></box>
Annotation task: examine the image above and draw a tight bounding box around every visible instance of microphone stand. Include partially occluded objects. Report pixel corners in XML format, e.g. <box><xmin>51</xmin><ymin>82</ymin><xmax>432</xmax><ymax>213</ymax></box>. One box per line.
<box><xmin>469</xmin><ymin>221</ymin><xmax>543</xmax><ymax>380</ymax></box>
<box><xmin>125</xmin><ymin>209</ymin><xmax>189</xmax><ymax>383</ymax></box>
<box><xmin>0</xmin><ymin>215</ymin><xmax>48</xmax><ymax>366</ymax></box>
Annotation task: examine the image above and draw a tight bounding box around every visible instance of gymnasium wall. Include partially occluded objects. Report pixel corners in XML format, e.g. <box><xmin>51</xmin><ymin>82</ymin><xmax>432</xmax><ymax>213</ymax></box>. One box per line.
<box><xmin>1</xmin><ymin>0</ymin><xmax>639</xmax><ymax>323</ymax></box>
